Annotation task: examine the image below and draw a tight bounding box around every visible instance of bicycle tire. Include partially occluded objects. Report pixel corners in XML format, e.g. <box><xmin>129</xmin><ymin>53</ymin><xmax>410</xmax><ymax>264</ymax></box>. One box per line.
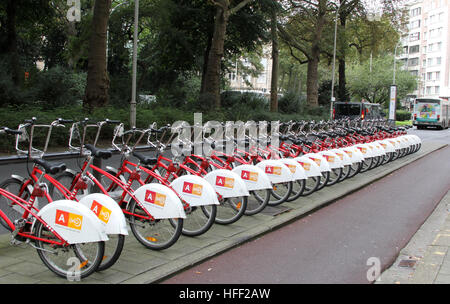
<box><xmin>267</xmin><ymin>181</ymin><xmax>293</xmax><ymax>206</ymax></box>
<box><xmin>359</xmin><ymin>157</ymin><xmax>373</xmax><ymax>173</ymax></box>
<box><xmin>316</xmin><ymin>171</ymin><xmax>329</xmax><ymax>191</ymax></box>
<box><xmin>214</xmin><ymin>196</ymin><xmax>247</xmax><ymax>225</ymax></box>
<box><xmin>285</xmin><ymin>179</ymin><xmax>306</xmax><ymax>202</ymax></box>
<box><xmin>127</xmin><ymin>198</ymin><xmax>183</xmax><ymax>250</ymax></box>
<box><xmin>0</xmin><ymin>178</ymin><xmax>29</xmax><ymax>232</ymax></box>
<box><xmin>34</xmin><ymin>220</ymin><xmax>105</xmax><ymax>279</ymax></box>
<box><xmin>326</xmin><ymin>167</ymin><xmax>342</xmax><ymax>186</ymax></box>
<box><xmin>175</xmin><ymin>167</ymin><xmax>217</xmax><ymax>236</ymax></box>
<box><xmin>51</xmin><ymin>170</ymin><xmax>125</xmax><ymax>271</ymax></box>
<box><xmin>245</xmin><ymin>189</ymin><xmax>271</xmax><ymax>215</ymax></box>
<box><xmin>347</xmin><ymin>162</ymin><xmax>362</xmax><ymax>178</ymax></box>
<box><xmin>338</xmin><ymin>165</ymin><xmax>352</xmax><ymax>182</ymax></box>
<box><xmin>301</xmin><ymin>176</ymin><xmax>320</xmax><ymax>196</ymax></box>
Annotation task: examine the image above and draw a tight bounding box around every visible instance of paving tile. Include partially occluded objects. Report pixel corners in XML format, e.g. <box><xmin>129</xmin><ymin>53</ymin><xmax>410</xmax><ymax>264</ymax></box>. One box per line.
<box><xmin>4</xmin><ymin>261</ymin><xmax>47</xmax><ymax>276</ymax></box>
<box><xmin>0</xmin><ymin>273</ymin><xmax>41</xmax><ymax>284</ymax></box>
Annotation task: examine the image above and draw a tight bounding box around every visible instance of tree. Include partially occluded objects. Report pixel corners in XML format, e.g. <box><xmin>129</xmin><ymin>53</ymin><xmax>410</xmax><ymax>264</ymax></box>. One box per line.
<box><xmin>278</xmin><ymin>0</ymin><xmax>333</xmax><ymax>107</ymax></box>
<box><xmin>201</xmin><ymin>0</ymin><xmax>254</xmax><ymax>109</ymax></box>
<box><xmin>269</xmin><ymin>2</ymin><xmax>280</xmax><ymax>112</ymax></box>
<box><xmin>346</xmin><ymin>55</ymin><xmax>417</xmax><ymax>106</ymax></box>
<box><xmin>83</xmin><ymin>0</ymin><xmax>112</xmax><ymax>112</ymax></box>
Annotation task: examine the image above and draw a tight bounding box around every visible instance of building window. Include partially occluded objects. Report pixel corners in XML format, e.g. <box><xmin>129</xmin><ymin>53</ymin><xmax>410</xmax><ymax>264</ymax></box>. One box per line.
<box><xmin>409</xmin><ymin>20</ymin><xmax>421</xmax><ymax>29</ymax></box>
<box><xmin>435</xmin><ymin>71</ymin><xmax>440</xmax><ymax>81</ymax></box>
<box><xmin>408</xmin><ymin>57</ymin><xmax>419</xmax><ymax>66</ymax></box>
<box><xmin>409</xmin><ymin>32</ymin><xmax>420</xmax><ymax>41</ymax></box>
<box><xmin>436</xmin><ymin>57</ymin><xmax>442</xmax><ymax>65</ymax></box>
<box><xmin>410</xmin><ymin>7</ymin><xmax>421</xmax><ymax>17</ymax></box>
<box><xmin>428</xmin><ymin>58</ymin><xmax>433</xmax><ymax>66</ymax></box>
<box><xmin>426</xmin><ymin>86</ymin><xmax>432</xmax><ymax>95</ymax></box>
<box><xmin>435</xmin><ymin>86</ymin><xmax>440</xmax><ymax>94</ymax></box>
<box><xmin>409</xmin><ymin>45</ymin><xmax>420</xmax><ymax>53</ymax></box>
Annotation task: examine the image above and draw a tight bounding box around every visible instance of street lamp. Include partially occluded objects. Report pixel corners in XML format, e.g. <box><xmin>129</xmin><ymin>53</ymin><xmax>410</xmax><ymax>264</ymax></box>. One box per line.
<box><xmin>330</xmin><ymin>2</ymin><xmax>342</xmax><ymax>120</ymax></box>
<box><xmin>130</xmin><ymin>0</ymin><xmax>139</xmax><ymax>128</ymax></box>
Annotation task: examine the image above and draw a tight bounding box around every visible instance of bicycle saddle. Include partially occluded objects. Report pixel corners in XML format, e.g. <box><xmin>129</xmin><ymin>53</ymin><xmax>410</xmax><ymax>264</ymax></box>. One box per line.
<box><xmin>34</xmin><ymin>159</ymin><xmax>66</xmax><ymax>175</ymax></box>
<box><xmin>132</xmin><ymin>151</ymin><xmax>158</xmax><ymax>166</ymax></box>
<box><xmin>84</xmin><ymin>144</ymin><xmax>112</xmax><ymax>159</ymax></box>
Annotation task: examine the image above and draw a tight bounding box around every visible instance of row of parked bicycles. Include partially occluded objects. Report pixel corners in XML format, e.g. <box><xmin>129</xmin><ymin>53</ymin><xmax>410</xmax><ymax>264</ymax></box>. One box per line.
<box><xmin>0</xmin><ymin>117</ymin><xmax>421</xmax><ymax>280</ymax></box>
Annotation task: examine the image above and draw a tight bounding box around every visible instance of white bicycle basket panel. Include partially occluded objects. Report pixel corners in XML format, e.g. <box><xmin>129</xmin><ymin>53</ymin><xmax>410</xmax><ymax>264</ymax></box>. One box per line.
<box><xmin>294</xmin><ymin>156</ymin><xmax>322</xmax><ymax>177</ymax></box>
<box><xmin>78</xmin><ymin>193</ymin><xmax>128</xmax><ymax>235</ymax></box>
<box><xmin>133</xmin><ymin>183</ymin><xmax>186</xmax><ymax>219</ymax></box>
<box><xmin>330</xmin><ymin>148</ymin><xmax>353</xmax><ymax>166</ymax></box>
<box><xmin>37</xmin><ymin>200</ymin><xmax>109</xmax><ymax>244</ymax></box>
<box><xmin>170</xmin><ymin>174</ymin><xmax>219</xmax><ymax>207</ymax></box>
<box><xmin>204</xmin><ymin>169</ymin><xmax>250</xmax><ymax>198</ymax></box>
<box><xmin>303</xmin><ymin>153</ymin><xmax>331</xmax><ymax>172</ymax></box>
<box><xmin>276</xmin><ymin>158</ymin><xmax>307</xmax><ymax>180</ymax></box>
<box><xmin>318</xmin><ymin>150</ymin><xmax>344</xmax><ymax>169</ymax></box>
<box><xmin>255</xmin><ymin>159</ymin><xmax>295</xmax><ymax>184</ymax></box>
<box><xmin>231</xmin><ymin>164</ymin><xmax>272</xmax><ymax>191</ymax></box>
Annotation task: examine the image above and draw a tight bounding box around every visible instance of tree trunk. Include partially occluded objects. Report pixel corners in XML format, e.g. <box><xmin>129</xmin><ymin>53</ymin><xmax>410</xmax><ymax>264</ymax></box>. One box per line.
<box><xmin>5</xmin><ymin>0</ymin><xmax>21</xmax><ymax>87</ymax></box>
<box><xmin>270</xmin><ymin>8</ymin><xmax>279</xmax><ymax>112</ymax></box>
<box><xmin>338</xmin><ymin>58</ymin><xmax>348</xmax><ymax>101</ymax></box>
<box><xmin>83</xmin><ymin>0</ymin><xmax>112</xmax><ymax>112</ymax></box>
<box><xmin>201</xmin><ymin>5</ymin><xmax>230</xmax><ymax>109</ymax></box>
<box><xmin>306</xmin><ymin>50</ymin><xmax>320</xmax><ymax>107</ymax></box>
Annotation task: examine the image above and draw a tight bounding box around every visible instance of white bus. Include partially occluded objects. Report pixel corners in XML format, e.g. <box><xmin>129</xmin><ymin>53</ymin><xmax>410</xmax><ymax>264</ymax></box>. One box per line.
<box><xmin>412</xmin><ymin>98</ymin><xmax>450</xmax><ymax>129</ymax></box>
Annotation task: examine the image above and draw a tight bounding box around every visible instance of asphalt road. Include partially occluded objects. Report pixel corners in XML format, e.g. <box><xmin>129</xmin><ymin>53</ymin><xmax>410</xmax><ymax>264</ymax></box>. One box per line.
<box><xmin>161</xmin><ymin>128</ymin><xmax>450</xmax><ymax>284</ymax></box>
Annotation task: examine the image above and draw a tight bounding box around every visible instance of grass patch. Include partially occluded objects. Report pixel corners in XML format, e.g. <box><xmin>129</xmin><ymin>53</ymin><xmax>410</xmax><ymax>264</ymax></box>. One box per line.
<box><xmin>395</xmin><ymin>120</ymin><xmax>412</xmax><ymax>126</ymax></box>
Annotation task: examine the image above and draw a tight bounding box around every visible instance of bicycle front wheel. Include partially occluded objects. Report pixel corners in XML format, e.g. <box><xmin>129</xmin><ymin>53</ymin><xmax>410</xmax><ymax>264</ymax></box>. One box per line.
<box><xmin>245</xmin><ymin>189</ymin><xmax>271</xmax><ymax>215</ymax></box>
<box><xmin>285</xmin><ymin>179</ymin><xmax>306</xmax><ymax>202</ymax></box>
<box><xmin>182</xmin><ymin>204</ymin><xmax>217</xmax><ymax>237</ymax></box>
<box><xmin>128</xmin><ymin>199</ymin><xmax>183</xmax><ymax>250</ymax></box>
<box><xmin>267</xmin><ymin>181</ymin><xmax>293</xmax><ymax>206</ymax></box>
<box><xmin>34</xmin><ymin>220</ymin><xmax>105</xmax><ymax>280</ymax></box>
<box><xmin>214</xmin><ymin>196</ymin><xmax>247</xmax><ymax>225</ymax></box>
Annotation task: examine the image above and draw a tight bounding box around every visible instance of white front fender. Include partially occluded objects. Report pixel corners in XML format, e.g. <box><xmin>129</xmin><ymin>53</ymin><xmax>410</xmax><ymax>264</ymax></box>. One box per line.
<box><xmin>78</xmin><ymin>193</ymin><xmax>128</xmax><ymax>235</ymax></box>
<box><xmin>37</xmin><ymin>200</ymin><xmax>109</xmax><ymax>244</ymax></box>
<box><xmin>170</xmin><ymin>175</ymin><xmax>219</xmax><ymax>206</ymax></box>
<box><xmin>204</xmin><ymin>169</ymin><xmax>250</xmax><ymax>198</ymax></box>
<box><xmin>133</xmin><ymin>183</ymin><xmax>186</xmax><ymax>219</ymax></box>
<box><xmin>231</xmin><ymin>164</ymin><xmax>272</xmax><ymax>191</ymax></box>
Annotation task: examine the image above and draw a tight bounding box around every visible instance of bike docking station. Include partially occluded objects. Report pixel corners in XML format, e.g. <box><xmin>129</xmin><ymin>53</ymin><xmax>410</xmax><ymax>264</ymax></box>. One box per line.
<box><xmin>0</xmin><ymin>115</ymin><xmax>440</xmax><ymax>285</ymax></box>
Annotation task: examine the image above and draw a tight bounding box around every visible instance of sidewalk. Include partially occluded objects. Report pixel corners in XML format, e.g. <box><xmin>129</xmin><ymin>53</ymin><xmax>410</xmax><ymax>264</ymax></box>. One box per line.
<box><xmin>0</xmin><ymin>141</ymin><xmax>447</xmax><ymax>284</ymax></box>
<box><xmin>377</xmin><ymin>189</ymin><xmax>450</xmax><ymax>284</ymax></box>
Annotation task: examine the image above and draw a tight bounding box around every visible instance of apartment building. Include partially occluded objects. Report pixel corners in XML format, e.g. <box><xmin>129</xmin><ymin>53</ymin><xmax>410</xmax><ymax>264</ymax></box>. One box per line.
<box><xmin>227</xmin><ymin>47</ymin><xmax>273</xmax><ymax>96</ymax></box>
<box><xmin>399</xmin><ymin>0</ymin><xmax>450</xmax><ymax>103</ymax></box>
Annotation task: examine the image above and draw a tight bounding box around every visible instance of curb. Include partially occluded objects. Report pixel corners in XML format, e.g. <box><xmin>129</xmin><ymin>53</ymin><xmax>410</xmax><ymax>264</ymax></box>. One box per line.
<box><xmin>120</xmin><ymin>141</ymin><xmax>448</xmax><ymax>284</ymax></box>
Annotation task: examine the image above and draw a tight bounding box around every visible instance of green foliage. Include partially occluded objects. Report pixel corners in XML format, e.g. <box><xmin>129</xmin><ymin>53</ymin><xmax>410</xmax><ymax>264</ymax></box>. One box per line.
<box><xmin>394</xmin><ymin>110</ymin><xmax>412</xmax><ymax>121</ymax></box>
<box><xmin>347</xmin><ymin>55</ymin><xmax>418</xmax><ymax>106</ymax></box>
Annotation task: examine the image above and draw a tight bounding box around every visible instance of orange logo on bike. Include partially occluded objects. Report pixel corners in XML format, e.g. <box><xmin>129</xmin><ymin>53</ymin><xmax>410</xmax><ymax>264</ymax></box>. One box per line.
<box><xmin>324</xmin><ymin>155</ymin><xmax>335</xmax><ymax>163</ymax></box>
<box><xmin>241</xmin><ymin>170</ymin><xmax>258</xmax><ymax>182</ymax></box>
<box><xmin>309</xmin><ymin>157</ymin><xmax>321</xmax><ymax>166</ymax></box>
<box><xmin>335</xmin><ymin>152</ymin><xmax>344</xmax><ymax>160</ymax></box>
<box><xmin>285</xmin><ymin>164</ymin><xmax>296</xmax><ymax>173</ymax></box>
<box><xmin>55</xmin><ymin>209</ymin><xmax>83</xmax><ymax>230</ymax></box>
<box><xmin>215</xmin><ymin>176</ymin><xmax>235</xmax><ymax>188</ymax></box>
<box><xmin>358</xmin><ymin>147</ymin><xmax>367</xmax><ymax>154</ymax></box>
<box><xmin>144</xmin><ymin>190</ymin><xmax>166</xmax><ymax>208</ymax></box>
<box><xmin>91</xmin><ymin>200</ymin><xmax>112</xmax><ymax>224</ymax></box>
<box><xmin>182</xmin><ymin>181</ymin><xmax>203</xmax><ymax>196</ymax></box>
<box><xmin>265</xmin><ymin>165</ymin><xmax>282</xmax><ymax>175</ymax></box>
<box><xmin>298</xmin><ymin>161</ymin><xmax>311</xmax><ymax>171</ymax></box>
<box><xmin>345</xmin><ymin>151</ymin><xmax>353</xmax><ymax>157</ymax></box>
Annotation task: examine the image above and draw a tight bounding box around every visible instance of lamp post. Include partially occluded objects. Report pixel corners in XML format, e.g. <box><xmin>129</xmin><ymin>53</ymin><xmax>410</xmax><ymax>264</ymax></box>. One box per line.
<box><xmin>130</xmin><ymin>0</ymin><xmax>139</xmax><ymax>128</ymax></box>
<box><xmin>330</xmin><ymin>3</ymin><xmax>341</xmax><ymax>120</ymax></box>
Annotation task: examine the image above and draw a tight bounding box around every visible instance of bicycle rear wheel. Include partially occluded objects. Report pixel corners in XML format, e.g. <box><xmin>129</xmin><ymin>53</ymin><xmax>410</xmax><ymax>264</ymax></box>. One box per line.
<box><xmin>0</xmin><ymin>178</ymin><xmax>29</xmax><ymax>231</ymax></box>
<box><xmin>34</xmin><ymin>220</ymin><xmax>105</xmax><ymax>279</ymax></box>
